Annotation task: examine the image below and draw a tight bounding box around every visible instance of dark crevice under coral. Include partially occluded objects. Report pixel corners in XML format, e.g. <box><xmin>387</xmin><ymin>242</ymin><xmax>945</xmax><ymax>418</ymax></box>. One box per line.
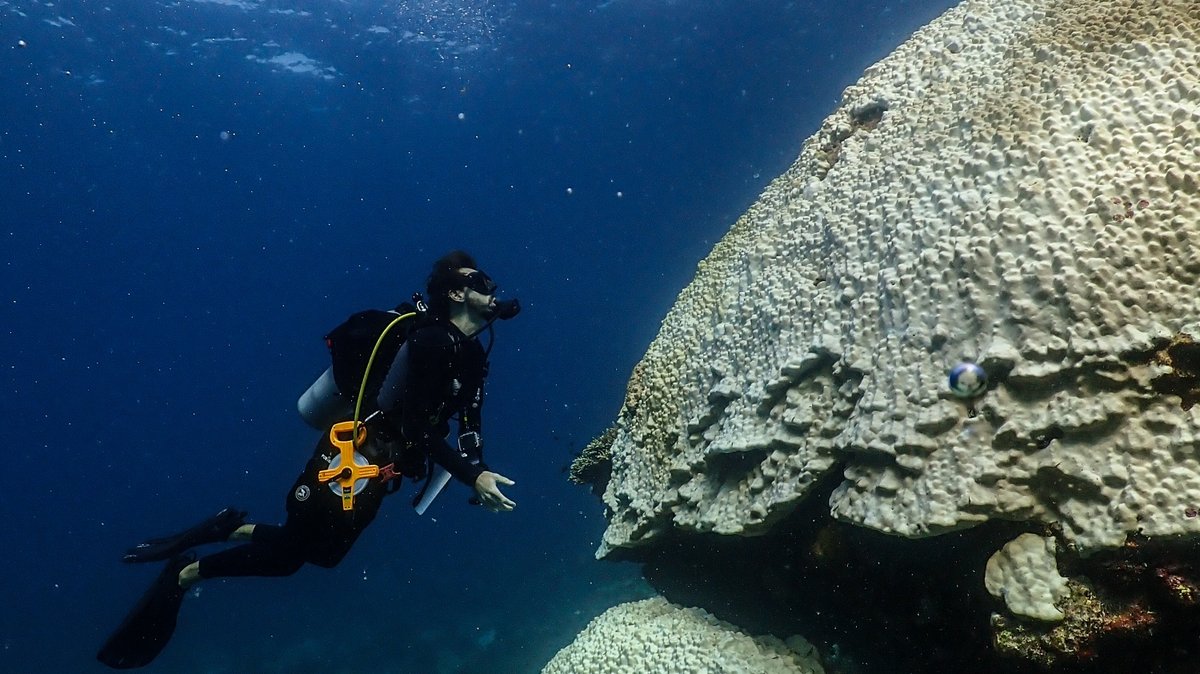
<box><xmin>1151</xmin><ymin>338</ymin><xmax>1200</xmax><ymax>410</ymax></box>
<box><xmin>598</xmin><ymin>471</ymin><xmax>1200</xmax><ymax>673</ymax></box>
<box><xmin>1124</xmin><ymin>332</ymin><xmax>1200</xmax><ymax>410</ymax></box>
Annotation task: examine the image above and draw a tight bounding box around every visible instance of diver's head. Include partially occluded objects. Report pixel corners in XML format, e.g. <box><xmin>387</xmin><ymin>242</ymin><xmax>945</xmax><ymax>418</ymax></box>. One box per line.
<box><xmin>427</xmin><ymin>250</ymin><xmax>519</xmax><ymax>324</ymax></box>
<box><xmin>451</xmin><ymin>267</ymin><xmax>498</xmax><ymax>320</ymax></box>
<box><xmin>426</xmin><ymin>250</ymin><xmax>482</xmax><ymax>319</ymax></box>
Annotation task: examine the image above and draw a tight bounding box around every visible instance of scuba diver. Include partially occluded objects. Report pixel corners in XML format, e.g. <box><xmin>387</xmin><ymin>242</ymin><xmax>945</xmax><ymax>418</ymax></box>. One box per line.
<box><xmin>97</xmin><ymin>251</ymin><xmax>521</xmax><ymax>669</ymax></box>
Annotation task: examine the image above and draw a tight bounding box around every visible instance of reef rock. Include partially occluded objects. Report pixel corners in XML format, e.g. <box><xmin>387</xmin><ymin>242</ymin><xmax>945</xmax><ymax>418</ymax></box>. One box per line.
<box><xmin>588</xmin><ymin>0</ymin><xmax>1200</xmax><ymax>558</ymax></box>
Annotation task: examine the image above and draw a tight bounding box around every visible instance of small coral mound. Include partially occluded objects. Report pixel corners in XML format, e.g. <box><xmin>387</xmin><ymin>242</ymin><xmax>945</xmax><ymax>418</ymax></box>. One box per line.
<box><xmin>569</xmin><ymin>424</ymin><xmax>618</xmax><ymax>488</ymax></box>
<box><xmin>985</xmin><ymin>533</ymin><xmax>1071</xmax><ymax>621</ymax></box>
<box><xmin>541</xmin><ymin>597</ymin><xmax>824</xmax><ymax>674</ymax></box>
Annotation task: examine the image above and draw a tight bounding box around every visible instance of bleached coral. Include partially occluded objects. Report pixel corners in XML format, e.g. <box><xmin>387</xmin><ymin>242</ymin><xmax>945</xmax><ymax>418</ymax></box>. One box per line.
<box><xmin>599</xmin><ymin>0</ymin><xmax>1200</xmax><ymax>558</ymax></box>
<box><xmin>541</xmin><ymin>597</ymin><xmax>824</xmax><ymax>674</ymax></box>
<box><xmin>985</xmin><ymin>533</ymin><xmax>1071</xmax><ymax>621</ymax></box>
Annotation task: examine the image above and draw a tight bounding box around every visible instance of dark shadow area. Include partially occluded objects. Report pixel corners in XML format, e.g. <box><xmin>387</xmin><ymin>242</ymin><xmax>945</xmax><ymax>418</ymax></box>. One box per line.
<box><xmin>602</xmin><ymin>473</ymin><xmax>1200</xmax><ymax>673</ymax></box>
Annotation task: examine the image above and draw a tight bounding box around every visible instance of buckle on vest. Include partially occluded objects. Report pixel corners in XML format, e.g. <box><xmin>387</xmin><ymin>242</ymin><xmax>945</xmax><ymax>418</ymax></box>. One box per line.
<box><xmin>378</xmin><ymin>463</ymin><xmax>402</xmax><ymax>483</ymax></box>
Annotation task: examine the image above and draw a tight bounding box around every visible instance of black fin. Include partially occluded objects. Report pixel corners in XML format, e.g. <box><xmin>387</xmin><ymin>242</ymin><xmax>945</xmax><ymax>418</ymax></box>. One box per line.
<box><xmin>96</xmin><ymin>553</ymin><xmax>194</xmax><ymax>669</ymax></box>
<box><xmin>122</xmin><ymin>507</ymin><xmax>245</xmax><ymax>563</ymax></box>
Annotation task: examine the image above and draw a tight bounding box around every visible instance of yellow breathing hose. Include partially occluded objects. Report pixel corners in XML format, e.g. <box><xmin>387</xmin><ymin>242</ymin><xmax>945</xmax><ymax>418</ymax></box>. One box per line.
<box><xmin>351</xmin><ymin>311</ymin><xmax>417</xmax><ymax>433</ymax></box>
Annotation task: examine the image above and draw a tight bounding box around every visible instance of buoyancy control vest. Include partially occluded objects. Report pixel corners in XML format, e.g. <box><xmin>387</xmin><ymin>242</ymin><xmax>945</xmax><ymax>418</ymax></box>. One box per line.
<box><xmin>297</xmin><ymin>296</ymin><xmax>428</xmax><ymax>429</ymax></box>
<box><xmin>325</xmin><ymin>300</ymin><xmax>425</xmax><ymax>410</ymax></box>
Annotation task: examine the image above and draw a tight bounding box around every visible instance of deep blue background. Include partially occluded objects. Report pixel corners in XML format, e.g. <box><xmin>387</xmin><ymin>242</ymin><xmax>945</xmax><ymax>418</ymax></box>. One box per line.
<box><xmin>1</xmin><ymin>1</ymin><xmax>956</xmax><ymax>671</ymax></box>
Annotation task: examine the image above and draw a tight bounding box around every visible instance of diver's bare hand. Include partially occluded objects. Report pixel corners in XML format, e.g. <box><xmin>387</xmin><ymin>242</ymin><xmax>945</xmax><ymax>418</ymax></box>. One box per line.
<box><xmin>474</xmin><ymin>471</ymin><xmax>516</xmax><ymax>512</ymax></box>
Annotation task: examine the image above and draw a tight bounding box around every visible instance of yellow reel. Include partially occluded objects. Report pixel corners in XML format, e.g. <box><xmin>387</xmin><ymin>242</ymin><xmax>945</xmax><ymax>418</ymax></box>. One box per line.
<box><xmin>317</xmin><ymin>421</ymin><xmax>380</xmax><ymax>511</ymax></box>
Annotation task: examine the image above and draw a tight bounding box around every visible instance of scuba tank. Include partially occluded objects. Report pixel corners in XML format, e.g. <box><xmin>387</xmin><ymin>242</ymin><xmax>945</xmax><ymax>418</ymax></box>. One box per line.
<box><xmin>297</xmin><ymin>366</ymin><xmax>352</xmax><ymax>430</ymax></box>
<box><xmin>297</xmin><ymin>295</ymin><xmax>427</xmax><ymax>430</ymax></box>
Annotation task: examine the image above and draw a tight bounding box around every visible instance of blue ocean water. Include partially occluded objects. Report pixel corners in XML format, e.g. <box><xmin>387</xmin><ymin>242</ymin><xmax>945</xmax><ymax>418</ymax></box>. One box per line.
<box><xmin>1</xmin><ymin>1</ymin><xmax>956</xmax><ymax>671</ymax></box>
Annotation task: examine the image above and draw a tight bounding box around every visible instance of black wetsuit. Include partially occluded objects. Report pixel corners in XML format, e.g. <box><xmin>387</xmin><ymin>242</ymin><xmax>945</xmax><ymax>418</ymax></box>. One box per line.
<box><xmin>199</xmin><ymin>319</ymin><xmax>489</xmax><ymax>579</ymax></box>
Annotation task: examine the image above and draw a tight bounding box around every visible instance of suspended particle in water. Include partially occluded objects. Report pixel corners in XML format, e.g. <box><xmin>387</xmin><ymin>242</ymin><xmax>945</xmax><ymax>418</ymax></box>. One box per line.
<box><xmin>565</xmin><ymin>187</ymin><xmax>574</xmax><ymax>195</ymax></box>
<box><xmin>17</xmin><ymin>39</ymin><xmax>27</xmax><ymax>48</ymax></box>
<box><xmin>457</xmin><ymin>112</ymin><xmax>465</xmax><ymax>120</ymax></box>
<box><xmin>219</xmin><ymin>130</ymin><xmax>231</xmax><ymax>141</ymax></box>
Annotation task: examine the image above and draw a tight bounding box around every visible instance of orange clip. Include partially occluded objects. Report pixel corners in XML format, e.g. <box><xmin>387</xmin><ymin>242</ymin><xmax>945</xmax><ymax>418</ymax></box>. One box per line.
<box><xmin>317</xmin><ymin>421</ymin><xmax>380</xmax><ymax>511</ymax></box>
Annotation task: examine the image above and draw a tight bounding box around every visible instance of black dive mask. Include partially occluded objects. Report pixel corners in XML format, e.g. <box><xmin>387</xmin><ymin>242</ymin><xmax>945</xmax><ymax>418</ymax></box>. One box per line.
<box><xmin>463</xmin><ymin>270</ymin><xmax>498</xmax><ymax>296</ymax></box>
<box><xmin>464</xmin><ymin>270</ymin><xmax>519</xmax><ymax>323</ymax></box>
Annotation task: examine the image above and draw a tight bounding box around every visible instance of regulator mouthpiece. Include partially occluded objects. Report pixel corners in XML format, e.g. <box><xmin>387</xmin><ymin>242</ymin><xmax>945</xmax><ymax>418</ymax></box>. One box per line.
<box><xmin>493</xmin><ymin>298</ymin><xmax>521</xmax><ymax>320</ymax></box>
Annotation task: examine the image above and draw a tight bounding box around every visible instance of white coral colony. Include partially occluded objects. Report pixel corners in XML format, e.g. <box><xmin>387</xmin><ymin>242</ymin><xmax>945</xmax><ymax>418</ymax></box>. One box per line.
<box><xmin>558</xmin><ymin>0</ymin><xmax>1200</xmax><ymax>669</ymax></box>
<box><xmin>599</xmin><ymin>0</ymin><xmax>1200</xmax><ymax>561</ymax></box>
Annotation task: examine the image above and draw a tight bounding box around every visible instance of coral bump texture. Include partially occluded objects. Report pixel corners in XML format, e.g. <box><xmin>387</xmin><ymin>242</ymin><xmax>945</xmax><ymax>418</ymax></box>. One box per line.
<box><xmin>595</xmin><ymin>0</ymin><xmax>1200</xmax><ymax>558</ymax></box>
